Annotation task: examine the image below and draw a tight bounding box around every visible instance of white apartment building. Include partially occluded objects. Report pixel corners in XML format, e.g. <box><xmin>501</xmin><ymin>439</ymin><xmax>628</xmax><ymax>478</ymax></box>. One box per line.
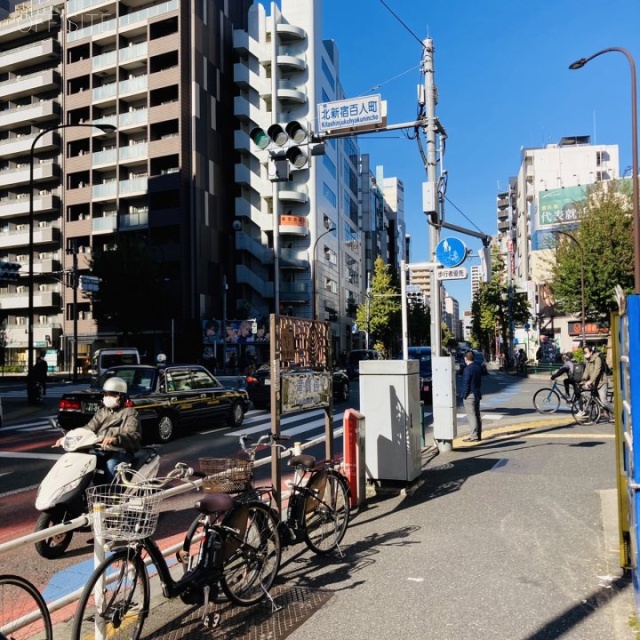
<box><xmin>444</xmin><ymin>293</ymin><xmax>460</xmax><ymax>339</ymax></box>
<box><xmin>233</xmin><ymin>0</ymin><xmax>402</xmax><ymax>354</ymax></box>
<box><xmin>498</xmin><ymin>135</ymin><xmax>619</xmax><ymax>357</ymax></box>
<box><xmin>470</xmin><ymin>264</ymin><xmax>482</xmax><ymax>300</ymax></box>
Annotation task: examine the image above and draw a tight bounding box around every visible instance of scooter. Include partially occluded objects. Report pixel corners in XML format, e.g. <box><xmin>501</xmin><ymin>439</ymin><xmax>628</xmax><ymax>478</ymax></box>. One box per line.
<box><xmin>34</xmin><ymin>425</ymin><xmax>160</xmax><ymax>559</ymax></box>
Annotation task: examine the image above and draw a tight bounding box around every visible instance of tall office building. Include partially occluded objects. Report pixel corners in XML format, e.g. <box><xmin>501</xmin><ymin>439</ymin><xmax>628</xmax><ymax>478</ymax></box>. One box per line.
<box><xmin>0</xmin><ymin>0</ymin><xmax>251</xmax><ymax>367</ymax></box>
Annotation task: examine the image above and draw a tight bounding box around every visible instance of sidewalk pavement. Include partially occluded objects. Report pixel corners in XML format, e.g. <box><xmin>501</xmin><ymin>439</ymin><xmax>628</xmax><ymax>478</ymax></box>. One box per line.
<box><xmin>63</xmin><ymin>410</ymin><xmax>634</xmax><ymax>640</ymax></box>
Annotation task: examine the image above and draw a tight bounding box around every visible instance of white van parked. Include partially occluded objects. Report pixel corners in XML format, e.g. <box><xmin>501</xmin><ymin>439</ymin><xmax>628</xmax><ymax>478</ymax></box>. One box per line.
<box><xmin>92</xmin><ymin>347</ymin><xmax>140</xmax><ymax>378</ymax></box>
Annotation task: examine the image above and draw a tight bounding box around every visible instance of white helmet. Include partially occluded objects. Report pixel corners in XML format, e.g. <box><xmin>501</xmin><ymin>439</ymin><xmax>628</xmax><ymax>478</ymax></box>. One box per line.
<box><xmin>102</xmin><ymin>376</ymin><xmax>127</xmax><ymax>394</ymax></box>
<box><xmin>157</xmin><ymin>353</ymin><xmax>167</xmax><ymax>364</ymax></box>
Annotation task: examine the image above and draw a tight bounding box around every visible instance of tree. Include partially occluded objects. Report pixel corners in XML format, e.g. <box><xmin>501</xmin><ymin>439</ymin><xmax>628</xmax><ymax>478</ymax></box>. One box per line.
<box><xmin>551</xmin><ymin>180</ymin><xmax>633</xmax><ymax>320</ymax></box>
<box><xmin>407</xmin><ymin>296</ymin><xmax>431</xmax><ymax>346</ymax></box>
<box><xmin>355</xmin><ymin>256</ymin><xmax>400</xmax><ymax>355</ymax></box>
<box><xmin>471</xmin><ymin>246</ymin><xmax>530</xmax><ymax>359</ymax></box>
<box><xmin>88</xmin><ymin>234</ymin><xmax>161</xmax><ymax>343</ymax></box>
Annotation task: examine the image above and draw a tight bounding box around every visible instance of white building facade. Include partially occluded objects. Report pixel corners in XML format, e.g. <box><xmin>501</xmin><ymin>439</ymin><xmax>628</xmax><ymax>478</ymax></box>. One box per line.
<box><xmin>497</xmin><ymin>136</ymin><xmax>619</xmax><ymax>359</ymax></box>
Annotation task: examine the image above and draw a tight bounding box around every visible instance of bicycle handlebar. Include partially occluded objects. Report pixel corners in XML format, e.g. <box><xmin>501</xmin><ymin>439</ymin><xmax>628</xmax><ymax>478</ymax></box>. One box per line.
<box><xmin>239</xmin><ymin>432</ymin><xmax>291</xmax><ymax>454</ymax></box>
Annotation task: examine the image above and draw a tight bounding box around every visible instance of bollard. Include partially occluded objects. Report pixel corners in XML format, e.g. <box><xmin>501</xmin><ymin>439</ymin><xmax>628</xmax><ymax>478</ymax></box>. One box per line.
<box><xmin>343</xmin><ymin>408</ymin><xmax>365</xmax><ymax>508</ymax></box>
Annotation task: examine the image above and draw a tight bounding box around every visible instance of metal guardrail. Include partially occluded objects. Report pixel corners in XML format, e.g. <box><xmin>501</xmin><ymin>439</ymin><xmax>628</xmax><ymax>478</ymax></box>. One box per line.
<box><xmin>0</xmin><ymin>427</ymin><xmax>341</xmax><ymax>633</ymax></box>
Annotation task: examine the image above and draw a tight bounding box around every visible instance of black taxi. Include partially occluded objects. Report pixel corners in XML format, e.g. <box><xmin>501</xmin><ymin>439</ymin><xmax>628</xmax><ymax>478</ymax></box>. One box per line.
<box><xmin>58</xmin><ymin>364</ymin><xmax>250</xmax><ymax>443</ymax></box>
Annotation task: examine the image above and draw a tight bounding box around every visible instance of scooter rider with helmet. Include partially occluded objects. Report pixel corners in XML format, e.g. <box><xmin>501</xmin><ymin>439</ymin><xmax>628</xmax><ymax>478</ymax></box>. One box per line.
<box><xmin>55</xmin><ymin>376</ymin><xmax>141</xmax><ymax>483</ymax></box>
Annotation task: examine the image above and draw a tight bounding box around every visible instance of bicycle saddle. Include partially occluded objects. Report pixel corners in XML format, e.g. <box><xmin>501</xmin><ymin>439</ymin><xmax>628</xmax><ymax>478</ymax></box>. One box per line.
<box><xmin>288</xmin><ymin>454</ymin><xmax>316</xmax><ymax>469</ymax></box>
<box><xmin>194</xmin><ymin>492</ymin><xmax>235</xmax><ymax>514</ymax></box>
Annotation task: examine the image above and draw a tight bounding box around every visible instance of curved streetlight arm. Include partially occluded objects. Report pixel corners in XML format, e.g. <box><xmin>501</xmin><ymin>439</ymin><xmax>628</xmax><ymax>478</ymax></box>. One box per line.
<box><xmin>310</xmin><ymin>224</ymin><xmax>337</xmax><ymax>320</ymax></box>
<box><xmin>569</xmin><ymin>47</ymin><xmax>639</xmax><ymax>293</ymax></box>
<box><xmin>28</xmin><ymin>123</ymin><xmax>117</xmax><ymax>384</ymax></box>
<box><xmin>555</xmin><ymin>229</ymin><xmax>586</xmax><ymax>347</ymax></box>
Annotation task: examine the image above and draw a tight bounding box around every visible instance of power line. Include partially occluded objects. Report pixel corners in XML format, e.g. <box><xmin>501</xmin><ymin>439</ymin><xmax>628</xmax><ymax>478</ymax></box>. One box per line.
<box><xmin>444</xmin><ymin>195</ymin><xmax>488</xmax><ymax>236</ymax></box>
<box><xmin>378</xmin><ymin>0</ymin><xmax>424</xmax><ymax>48</ymax></box>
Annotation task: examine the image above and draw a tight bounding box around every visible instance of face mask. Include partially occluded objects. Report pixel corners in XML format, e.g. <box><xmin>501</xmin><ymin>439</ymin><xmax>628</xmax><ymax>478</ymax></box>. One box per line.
<box><xmin>103</xmin><ymin>395</ymin><xmax>119</xmax><ymax>409</ymax></box>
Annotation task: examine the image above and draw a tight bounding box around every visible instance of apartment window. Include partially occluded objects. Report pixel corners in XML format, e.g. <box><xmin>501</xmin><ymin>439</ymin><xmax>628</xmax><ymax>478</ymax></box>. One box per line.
<box><xmin>322</xmin><ymin>182</ymin><xmax>336</xmax><ymax>207</ymax></box>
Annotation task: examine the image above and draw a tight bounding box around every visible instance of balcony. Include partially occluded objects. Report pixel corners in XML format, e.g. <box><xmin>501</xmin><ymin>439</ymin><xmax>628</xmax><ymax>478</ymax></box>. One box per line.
<box><xmin>0</xmin><ymin>100</ymin><xmax>60</xmax><ymax>131</ymax></box>
<box><xmin>280</xmin><ymin>248</ymin><xmax>309</xmax><ymax>269</ymax></box>
<box><xmin>92</xmin><ymin>215</ymin><xmax>117</xmax><ymax>233</ymax></box>
<box><xmin>120</xmin><ymin>209</ymin><xmax>149</xmax><ymax>229</ymax></box>
<box><xmin>498</xmin><ymin>220</ymin><xmax>510</xmax><ymax>233</ymax></box>
<box><xmin>236</xmin><ymin>264</ymin><xmax>274</xmax><ymax>298</ymax></box>
<box><xmin>0</xmin><ymin>69</ymin><xmax>59</xmax><ymax>101</ymax></box>
<box><xmin>279</xmin><ymin>214</ymin><xmax>308</xmax><ymax>236</ymax></box>
<box><xmin>68</xmin><ymin>0</ymin><xmax>178</xmax><ymax>42</ymax></box>
<box><xmin>1</xmin><ymin>40</ymin><xmax>60</xmax><ymax>72</ymax></box>
<box><xmin>0</xmin><ymin>162</ymin><xmax>58</xmax><ymax>188</ymax></box>
<box><xmin>279</xmin><ymin>186</ymin><xmax>308</xmax><ymax>204</ymax></box>
<box><xmin>233</xmin><ymin>63</ymin><xmax>270</xmax><ymax>94</ymax></box>
<box><xmin>0</xmin><ymin>194</ymin><xmax>58</xmax><ymax>218</ymax></box>
<box><xmin>67</xmin><ymin>0</ymin><xmax>116</xmax><ymax>16</ymax></box>
<box><xmin>234</xmin><ymin>197</ymin><xmax>273</xmax><ymax>231</ymax></box>
<box><xmin>233</xmin><ymin>29</ymin><xmax>270</xmax><ymax>59</ymax></box>
<box><xmin>276</xmin><ymin>48</ymin><xmax>306</xmax><ymax>73</ymax></box>
<box><xmin>277</xmin><ymin>80</ymin><xmax>306</xmax><ymax>105</ymax></box>
<box><xmin>235</xmin><ymin>163</ymin><xmax>271</xmax><ymax>195</ymax></box>
<box><xmin>275</xmin><ymin>22</ymin><xmax>306</xmax><ymax>41</ymax></box>
<box><xmin>92</xmin><ymin>42</ymin><xmax>148</xmax><ymax>72</ymax></box>
<box><xmin>279</xmin><ymin>281</ymin><xmax>309</xmax><ymax>302</ymax></box>
<box><xmin>0</xmin><ymin>130</ymin><xmax>58</xmax><ymax>160</ymax></box>
<box><xmin>235</xmin><ymin>231</ymin><xmax>274</xmax><ymax>264</ymax></box>
<box><xmin>233</xmin><ymin>95</ymin><xmax>265</xmax><ymax>125</ymax></box>
<box><xmin>0</xmin><ymin>290</ymin><xmax>61</xmax><ymax>311</ymax></box>
<box><xmin>0</xmin><ymin>225</ymin><xmax>60</xmax><ymax>249</ymax></box>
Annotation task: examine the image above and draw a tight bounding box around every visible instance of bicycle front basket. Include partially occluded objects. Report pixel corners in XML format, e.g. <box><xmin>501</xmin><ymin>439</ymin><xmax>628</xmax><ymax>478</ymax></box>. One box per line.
<box><xmin>199</xmin><ymin>457</ymin><xmax>253</xmax><ymax>493</ymax></box>
<box><xmin>86</xmin><ymin>484</ymin><xmax>163</xmax><ymax>542</ymax></box>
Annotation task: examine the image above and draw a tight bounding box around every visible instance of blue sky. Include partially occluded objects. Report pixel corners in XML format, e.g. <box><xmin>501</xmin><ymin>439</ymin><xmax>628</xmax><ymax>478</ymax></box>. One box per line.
<box><xmin>259</xmin><ymin>0</ymin><xmax>640</xmax><ymax>311</ymax></box>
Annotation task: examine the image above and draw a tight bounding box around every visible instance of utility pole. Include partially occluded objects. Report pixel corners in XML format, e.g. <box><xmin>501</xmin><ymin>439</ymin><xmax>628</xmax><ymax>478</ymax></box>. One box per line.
<box><xmin>422</xmin><ymin>38</ymin><xmax>441</xmax><ymax>357</ymax></box>
<box><xmin>67</xmin><ymin>240</ymin><xmax>79</xmax><ymax>383</ymax></box>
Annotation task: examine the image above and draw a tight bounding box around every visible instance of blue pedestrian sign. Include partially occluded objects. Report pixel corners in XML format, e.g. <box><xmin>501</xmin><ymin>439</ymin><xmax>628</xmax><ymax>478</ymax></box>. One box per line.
<box><xmin>435</xmin><ymin>237</ymin><xmax>467</xmax><ymax>268</ymax></box>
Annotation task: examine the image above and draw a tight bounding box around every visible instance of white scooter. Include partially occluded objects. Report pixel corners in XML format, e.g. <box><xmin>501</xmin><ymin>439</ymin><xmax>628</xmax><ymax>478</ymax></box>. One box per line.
<box><xmin>34</xmin><ymin>426</ymin><xmax>160</xmax><ymax>559</ymax></box>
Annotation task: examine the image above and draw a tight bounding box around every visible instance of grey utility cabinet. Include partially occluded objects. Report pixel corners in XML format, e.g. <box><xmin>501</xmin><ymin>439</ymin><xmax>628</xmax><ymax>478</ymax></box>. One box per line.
<box><xmin>359</xmin><ymin>359</ymin><xmax>422</xmax><ymax>483</ymax></box>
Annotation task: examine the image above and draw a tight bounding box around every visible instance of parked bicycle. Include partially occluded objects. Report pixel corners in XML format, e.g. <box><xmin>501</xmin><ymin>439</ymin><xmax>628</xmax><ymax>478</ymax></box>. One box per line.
<box><xmin>234</xmin><ymin>432</ymin><xmax>351</xmax><ymax>555</ymax></box>
<box><xmin>0</xmin><ymin>574</ymin><xmax>53</xmax><ymax>640</ymax></box>
<box><xmin>72</xmin><ymin>461</ymin><xmax>281</xmax><ymax>640</ymax></box>
<box><xmin>533</xmin><ymin>379</ymin><xmax>582</xmax><ymax>416</ymax></box>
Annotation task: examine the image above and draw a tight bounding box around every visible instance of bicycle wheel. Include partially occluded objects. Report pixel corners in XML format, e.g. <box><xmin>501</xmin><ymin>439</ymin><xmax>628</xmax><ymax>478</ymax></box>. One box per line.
<box><xmin>533</xmin><ymin>388</ymin><xmax>560</xmax><ymax>413</ymax></box>
<box><xmin>303</xmin><ymin>470</ymin><xmax>350</xmax><ymax>555</ymax></box>
<box><xmin>72</xmin><ymin>548</ymin><xmax>149</xmax><ymax>640</ymax></box>
<box><xmin>0</xmin><ymin>574</ymin><xmax>52</xmax><ymax>640</ymax></box>
<box><xmin>588</xmin><ymin>397</ymin><xmax>602</xmax><ymax>424</ymax></box>
<box><xmin>220</xmin><ymin>501</ymin><xmax>281</xmax><ymax>606</ymax></box>
<box><xmin>574</xmin><ymin>394</ymin><xmax>599</xmax><ymax>425</ymax></box>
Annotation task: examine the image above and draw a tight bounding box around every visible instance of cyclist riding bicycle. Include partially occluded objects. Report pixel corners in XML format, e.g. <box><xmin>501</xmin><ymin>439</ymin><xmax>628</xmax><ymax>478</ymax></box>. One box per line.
<box><xmin>550</xmin><ymin>352</ymin><xmax>583</xmax><ymax>401</ymax></box>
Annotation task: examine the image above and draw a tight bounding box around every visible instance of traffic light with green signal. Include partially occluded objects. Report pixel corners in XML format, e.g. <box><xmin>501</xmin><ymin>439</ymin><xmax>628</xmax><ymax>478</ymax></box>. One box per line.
<box><xmin>250</xmin><ymin>120</ymin><xmax>318</xmax><ymax>181</ymax></box>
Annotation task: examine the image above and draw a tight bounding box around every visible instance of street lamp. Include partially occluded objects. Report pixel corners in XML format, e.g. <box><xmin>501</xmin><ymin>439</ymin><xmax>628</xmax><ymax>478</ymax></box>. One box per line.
<box><xmin>310</xmin><ymin>222</ymin><xmax>337</xmax><ymax>319</ymax></box>
<box><xmin>569</xmin><ymin>48</ymin><xmax>640</xmax><ymax>293</ymax></box>
<box><xmin>555</xmin><ymin>229</ymin><xmax>586</xmax><ymax>347</ymax></box>
<box><xmin>28</xmin><ymin>123</ymin><xmax>116</xmax><ymax>390</ymax></box>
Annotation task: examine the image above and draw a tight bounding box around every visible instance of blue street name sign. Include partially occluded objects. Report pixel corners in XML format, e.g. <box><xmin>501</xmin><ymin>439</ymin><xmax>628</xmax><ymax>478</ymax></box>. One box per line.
<box><xmin>435</xmin><ymin>237</ymin><xmax>467</xmax><ymax>268</ymax></box>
